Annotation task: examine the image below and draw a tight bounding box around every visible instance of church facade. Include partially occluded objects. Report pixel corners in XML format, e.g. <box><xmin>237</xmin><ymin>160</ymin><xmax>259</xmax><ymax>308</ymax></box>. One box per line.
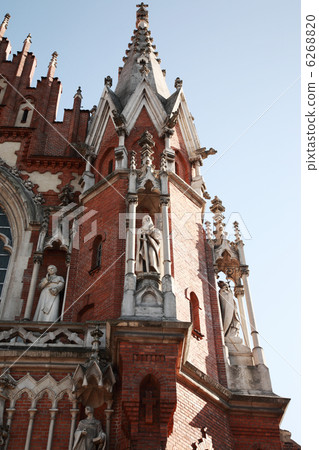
<box><xmin>0</xmin><ymin>4</ymin><xmax>299</xmax><ymax>449</ymax></box>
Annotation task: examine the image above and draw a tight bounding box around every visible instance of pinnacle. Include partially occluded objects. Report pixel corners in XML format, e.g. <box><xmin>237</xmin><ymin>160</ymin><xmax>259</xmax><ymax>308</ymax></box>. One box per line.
<box><xmin>114</xmin><ymin>4</ymin><xmax>170</xmax><ymax>107</ymax></box>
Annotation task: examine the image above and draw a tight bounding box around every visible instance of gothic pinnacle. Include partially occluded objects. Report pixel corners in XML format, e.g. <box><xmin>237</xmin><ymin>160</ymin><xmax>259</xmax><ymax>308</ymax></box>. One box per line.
<box><xmin>0</xmin><ymin>13</ymin><xmax>10</xmax><ymax>39</ymax></box>
<box><xmin>47</xmin><ymin>51</ymin><xmax>58</xmax><ymax>78</ymax></box>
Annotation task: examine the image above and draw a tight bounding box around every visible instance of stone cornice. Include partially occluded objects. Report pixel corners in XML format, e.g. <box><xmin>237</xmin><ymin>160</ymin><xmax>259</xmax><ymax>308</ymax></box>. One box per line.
<box><xmin>169</xmin><ymin>172</ymin><xmax>206</xmax><ymax>209</ymax></box>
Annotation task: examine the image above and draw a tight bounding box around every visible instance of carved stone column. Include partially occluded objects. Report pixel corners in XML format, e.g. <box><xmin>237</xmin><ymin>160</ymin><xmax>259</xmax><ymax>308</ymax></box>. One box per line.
<box><xmin>68</xmin><ymin>408</ymin><xmax>79</xmax><ymax>450</ymax></box>
<box><xmin>234</xmin><ymin>285</ymin><xmax>250</xmax><ymax>348</ymax></box>
<box><xmin>24</xmin><ymin>408</ymin><xmax>37</xmax><ymax>450</ymax></box>
<box><xmin>241</xmin><ymin>267</ymin><xmax>265</xmax><ymax>365</ymax></box>
<box><xmin>46</xmin><ymin>408</ymin><xmax>58</xmax><ymax>450</ymax></box>
<box><xmin>24</xmin><ymin>253</ymin><xmax>42</xmax><ymax>320</ymax></box>
<box><xmin>121</xmin><ymin>195</ymin><xmax>138</xmax><ymax>317</ymax></box>
<box><xmin>105</xmin><ymin>401</ymin><xmax>113</xmax><ymax>450</ymax></box>
<box><xmin>160</xmin><ymin>196</ymin><xmax>176</xmax><ymax>319</ymax></box>
<box><xmin>4</xmin><ymin>408</ymin><xmax>15</xmax><ymax>450</ymax></box>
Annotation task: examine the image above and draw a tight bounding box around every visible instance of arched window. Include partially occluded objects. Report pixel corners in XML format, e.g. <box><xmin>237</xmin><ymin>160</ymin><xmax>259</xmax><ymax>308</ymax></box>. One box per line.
<box><xmin>15</xmin><ymin>100</ymin><xmax>34</xmax><ymax>127</ymax></box>
<box><xmin>90</xmin><ymin>235</ymin><xmax>103</xmax><ymax>273</ymax></box>
<box><xmin>189</xmin><ymin>292</ymin><xmax>204</xmax><ymax>340</ymax></box>
<box><xmin>0</xmin><ymin>207</ymin><xmax>12</xmax><ymax>299</ymax></box>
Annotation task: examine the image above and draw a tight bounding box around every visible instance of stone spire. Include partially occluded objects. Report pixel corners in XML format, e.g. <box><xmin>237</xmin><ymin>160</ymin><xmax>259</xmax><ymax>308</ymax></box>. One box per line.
<box><xmin>115</xmin><ymin>3</ymin><xmax>170</xmax><ymax>107</ymax></box>
<box><xmin>0</xmin><ymin>13</ymin><xmax>10</xmax><ymax>40</ymax></box>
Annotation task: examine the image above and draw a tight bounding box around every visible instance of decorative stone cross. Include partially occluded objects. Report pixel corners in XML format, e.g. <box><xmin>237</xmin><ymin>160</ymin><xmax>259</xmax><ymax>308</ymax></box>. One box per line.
<box><xmin>142</xmin><ymin>390</ymin><xmax>156</xmax><ymax>424</ymax></box>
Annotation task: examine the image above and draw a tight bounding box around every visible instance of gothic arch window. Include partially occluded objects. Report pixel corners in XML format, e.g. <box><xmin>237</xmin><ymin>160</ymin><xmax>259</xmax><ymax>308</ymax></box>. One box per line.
<box><xmin>0</xmin><ymin>207</ymin><xmax>12</xmax><ymax>299</ymax></box>
<box><xmin>189</xmin><ymin>292</ymin><xmax>204</xmax><ymax>340</ymax></box>
<box><xmin>90</xmin><ymin>235</ymin><xmax>103</xmax><ymax>273</ymax></box>
<box><xmin>15</xmin><ymin>100</ymin><xmax>34</xmax><ymax>127</ymax></box>
<box><xmin>0</xmin><ymin>169</ymin><xmax>38</xmax><ymax>320</ymax></box>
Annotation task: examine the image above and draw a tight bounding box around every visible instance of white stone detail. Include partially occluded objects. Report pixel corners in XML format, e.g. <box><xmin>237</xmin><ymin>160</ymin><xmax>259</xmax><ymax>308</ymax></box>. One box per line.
<box><xmin>0</xmin><ymin>142</ymin><xmax>20</xmax><ymax>167</ymax></box>
<box><xmin>21</xmin><ymin>171</ymin><xmax>63</xmax><ymax>193</ymax></box>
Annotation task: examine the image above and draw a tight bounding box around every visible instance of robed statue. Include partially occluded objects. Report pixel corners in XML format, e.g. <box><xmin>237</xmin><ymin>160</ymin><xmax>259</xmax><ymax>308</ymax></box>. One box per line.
<box><xmin>73</xmin><ymin>406</ymin><xmax>106</xmax><ymax>450</ymax></box>
<box><xmin>136</xmin><ymin>215</ymin><xmax>162</xmax><ymax>273</ymax></box>
<box><xmin>218</xmin><ymin>281</ymin><xmax>240</xmax><ymax>338</ymax></box>
<box><xmin>33</xmin><ymin>265</ymin><xmax>64</xmax><ymax>322</ymax></box>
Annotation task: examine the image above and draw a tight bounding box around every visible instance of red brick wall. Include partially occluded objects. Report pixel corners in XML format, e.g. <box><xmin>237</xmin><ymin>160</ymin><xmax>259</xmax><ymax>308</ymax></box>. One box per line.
<box><xmin>166</xmin><ymin>380</ymin><xmax>234</xmax><ymax>450</ymax></box>
<box><xmin>9</xmin><ymin>392</ymin><xmax>31</xmax><ymax>449</ymax></box>
<box><xmin>229</xmin><ymin>412</ymin><xmax>282</xmax><ymax>449</ymax></box>
<box><xmin>30</xmin><ymin>392</ymin><xmax>51</xmax><ymax>449</ymax></box>
<box><xmin>169</xmin><ymin>181</ymin><xmax>220</xmax><ymax>380</ymax></box>
<box><xmin>52</xmin><ymin>393</ymin><xmax>72</xmax><ymax>450</ymax></box>
<box><xmin>65</xmin><ymin>177</ymin><xmax>127</xmax><ymax>321</ymax></box>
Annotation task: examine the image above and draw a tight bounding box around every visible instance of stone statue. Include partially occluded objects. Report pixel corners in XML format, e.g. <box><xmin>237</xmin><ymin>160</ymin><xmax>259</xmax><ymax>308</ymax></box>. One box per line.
<box><xmin>73</xmin><ymin>406</ymin><xmax>106</xmax><ymax>450</ymax></box>
<box><xmin>218</xmin><ymin>281</ymin><xmax>240</xmax><ymax>338</ymax></box>
<box><xmin>136</xmin><ymin>215</ymin><xmax>162</xmax><ymax>274</ymax></box>
<box><xmin>33</xmin><ymin>265</ymin><xmax>64</xmax><ymax>322</ymax></box>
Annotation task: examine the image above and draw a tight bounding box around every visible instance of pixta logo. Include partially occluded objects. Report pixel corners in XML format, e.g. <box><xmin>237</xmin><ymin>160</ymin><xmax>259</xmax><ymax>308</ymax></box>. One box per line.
<box><xmin>51</xmin><ymin>203</ymin><xmax>98</xmax><ymax>250</ymax></box>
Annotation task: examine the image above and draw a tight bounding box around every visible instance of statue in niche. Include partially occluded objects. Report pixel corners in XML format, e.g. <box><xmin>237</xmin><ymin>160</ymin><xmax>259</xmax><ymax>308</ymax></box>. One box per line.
<box><xmin>33</xmin><ymin>265</ymin><xmax>64</xmax><ymax>322</ymax></box>
<box><xmin>73</xmin><ymin>406</ymin><xmax>106</xmax><ymax>450</ymax></box>
<box><xmin>218</xmin><ymin>281</ymin><xmax>240</xmax><ymax>338</ymax></box>
<box><xmin>136</xmin><ymin>215</ymin><xmax>162</xmax><ymax>274</ymax></box>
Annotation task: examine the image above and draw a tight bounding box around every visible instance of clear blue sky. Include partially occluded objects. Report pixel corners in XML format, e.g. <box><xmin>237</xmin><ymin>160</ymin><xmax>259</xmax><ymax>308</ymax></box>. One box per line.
<box><xmin>2</xmin><ymin>0</ymin><xmax>300</xmax><ymax>443</ymax></box>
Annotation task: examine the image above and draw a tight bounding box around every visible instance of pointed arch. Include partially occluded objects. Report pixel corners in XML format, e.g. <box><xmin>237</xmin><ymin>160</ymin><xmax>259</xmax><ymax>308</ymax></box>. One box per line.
<box><xmin>0</xmin><ymin>166</ymin><xmax>42</xmax><ymax>319</ymax></box>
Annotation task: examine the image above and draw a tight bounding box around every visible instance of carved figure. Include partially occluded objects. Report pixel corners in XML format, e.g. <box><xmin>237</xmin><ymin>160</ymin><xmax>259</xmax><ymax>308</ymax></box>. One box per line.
<box><xmin>33</xmin><ymin>265</ymin><xmax>64</xmax><ymax>322</ymax></box>
<box><xmin>73</xmin><ymin>406</ymin><xmax>106</xmax><ymax>450</ymax></box>
<box><xmin>136</xmin><ymin>215</ymin><xmax>161</xmax><ymax>273</ymax></box>
<box><xmin>218</xmin><ymin>281</ymin><xmax>240</xmax><ymax>338</ymax></box>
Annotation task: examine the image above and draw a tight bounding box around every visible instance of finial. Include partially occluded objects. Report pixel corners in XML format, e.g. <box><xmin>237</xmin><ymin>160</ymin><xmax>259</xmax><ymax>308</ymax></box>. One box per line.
<box><xmin>24</xmin><ymin>33</ymin><xmax>32</xmax><ymax>44</ymax></box>
<box><xmin>104</xmin><ymin>75</ymin><xmax>112</xmax><ymax>87</ymax></box>
<box><xmin>90</xmin><ymin>325</ymin><xmax>103</xmax><ymax>361</ymax></box>
<box><xmin>74</xmin><ymin>86</ymin><xmax>83</xmax><ymax>100</ymax></box>
<box><xmin>174</xmin><ymin>77</ymin><xmax>183</xmax><ymax>89</ymax></box>
<box><xmin>49</xmin><ymin>51</ymin><xmax>58</xmax><ymax>68</ymax></box>
<box><xmin>0</xmin><ymin>13</ymin><xmax>10</xmax><ymax>39</ymax></box>
<box><xmin>210</xmin><ymin>196</ymin><xmax>225</xmax><ymax>214</ymax></box>
<box><xmin>22</xmin><ymin>33</ymin><xmax>32</xmax><ymax>54</ymax></box>
<box><xmin>136</xmin><ymin>3</ymin><xmax>149</xmax><ymax>29</ymax></box>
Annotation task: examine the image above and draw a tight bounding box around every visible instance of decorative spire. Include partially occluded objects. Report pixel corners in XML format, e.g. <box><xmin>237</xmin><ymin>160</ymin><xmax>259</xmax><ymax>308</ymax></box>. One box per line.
<box><xmin>115</xmin><ymin>4</ymin><xmax>170</xmax><ymax>107</ymax></box>
<box><xmin>0</xmin><ymin>13</ymin><xmax>10</xmax><ymax>40</ymax></box>
<box><xmin>47</xmin><ymin>51</ymin><xmax>58</xmax><ymax>78</ymax></box>
<box><xmin>210</xmin><ymin>196</ymin><xmax>227</xmax><ymax>244</ymax></box>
